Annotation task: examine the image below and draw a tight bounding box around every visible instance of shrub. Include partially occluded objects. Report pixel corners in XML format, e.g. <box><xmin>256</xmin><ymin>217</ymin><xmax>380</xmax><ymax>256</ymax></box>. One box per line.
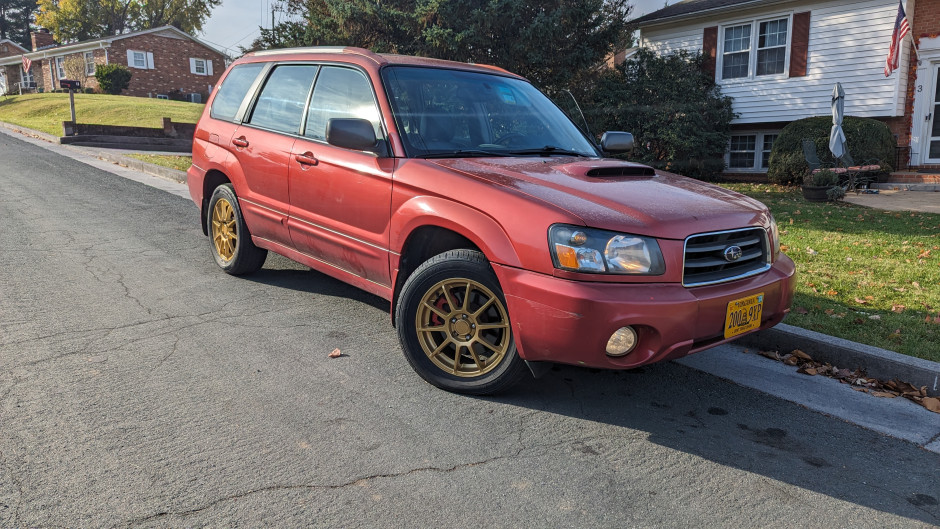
<box><xmin>583</xmin><ymin>48</ymin><xmax>736</xmax><ymax>181</ymax></box>
<box><xmin>804</xmin><ymin>169</ymin><xmax>839</xmax><ymax>187</ymax></box>
<box><xmin>767</xmin><ymin>116</ymin><xmax>894</xmax><ymax>185</ymax></box>
<box><xmin>826</xmin><ymin>186</ymin><xmax>846</xmax><ymax>201</ymax></box>
<box><xmin>95</xmin><ymin>64</ymin><xmax>132</xmax><ymax>95</ymax></box>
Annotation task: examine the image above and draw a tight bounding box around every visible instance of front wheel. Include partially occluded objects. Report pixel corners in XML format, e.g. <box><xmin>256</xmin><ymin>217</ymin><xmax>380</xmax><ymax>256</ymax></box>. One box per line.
<box><xmin>396</xmin><ymin>250</ymin><xmax>527</xmax><ymax>395</ymax></box>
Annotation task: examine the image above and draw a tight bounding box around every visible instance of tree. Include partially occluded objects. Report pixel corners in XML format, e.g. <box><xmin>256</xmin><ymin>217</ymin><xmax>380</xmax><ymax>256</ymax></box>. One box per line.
<box><xmin>583</xmin><ymin>48</ymin><xmax>736</xmax><ymax>180</ymax></box>
<box><xmin>36</xmin><ymin>0</ymin><xmax>220</xmax><ymax>42</ymax></box>
<box><xmin>0</xmin><ymin>0</ymin><xmax>37</xmax><ymax>49</ymax></box>
<box><xmin>245</xmin><ymin>0</ymin><xmax>631</xmax><ymax>94</ymax></box>
<box><xmin>63</xmin><ymin>53</ymin><xmax>89</xmax><ymax>84</ymax></box>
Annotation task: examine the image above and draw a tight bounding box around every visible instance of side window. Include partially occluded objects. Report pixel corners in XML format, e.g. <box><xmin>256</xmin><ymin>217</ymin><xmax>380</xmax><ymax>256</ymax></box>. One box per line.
<box><xmin>304</xmin><ymin>66</ymin><xmax>382</xmax><ymax>142</ymax></box>
<box><xmin>247</xmin><ymin>65</ymin><xmax>319</xmax><ymax>134</ymax></box>
<box><xmin>209</xmin><ymin>63</ymin><xmax>265</xmax><ymax>122</ymax></box>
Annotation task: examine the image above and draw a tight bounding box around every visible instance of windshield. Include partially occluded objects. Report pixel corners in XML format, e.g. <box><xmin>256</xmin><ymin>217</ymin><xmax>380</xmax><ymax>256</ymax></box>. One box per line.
<box><xmin>382</xmin><ymin>66</ymin><xmax>600</xmax><ymax>158</ymax></box>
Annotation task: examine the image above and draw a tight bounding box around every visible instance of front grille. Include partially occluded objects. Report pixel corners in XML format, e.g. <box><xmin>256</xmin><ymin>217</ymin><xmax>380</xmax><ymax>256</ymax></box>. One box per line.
<box><xmin>683</xmin><ymin>228</ymin><xmax>770</xmax><ymax>287</ymax></box>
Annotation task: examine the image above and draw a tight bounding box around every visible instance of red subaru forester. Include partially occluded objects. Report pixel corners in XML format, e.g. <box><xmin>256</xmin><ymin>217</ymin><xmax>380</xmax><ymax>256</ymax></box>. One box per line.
<box><xmin>187</xmin><ymin>47</ymin><xmax>795</xmax><ymax>394</ymax></box>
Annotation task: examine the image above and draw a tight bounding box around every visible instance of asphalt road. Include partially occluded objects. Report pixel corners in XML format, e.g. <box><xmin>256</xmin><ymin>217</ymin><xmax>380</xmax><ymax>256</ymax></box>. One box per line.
<box><xmin>1</xmin><ymin>130</ymin><xmax>938</xmax><ymax>528</ymax></box>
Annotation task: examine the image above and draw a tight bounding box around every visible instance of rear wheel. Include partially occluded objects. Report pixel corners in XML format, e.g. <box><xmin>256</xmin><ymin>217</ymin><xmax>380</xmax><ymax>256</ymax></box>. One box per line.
<box><xmin>207</xmin><ymin>184</ymin><xmax>267</xmax><ymax>275</ymax></box>
<box><xmin>396</xmin><ymin>250</ymin><xmax>527</xmax><ymax>394</ymax></box>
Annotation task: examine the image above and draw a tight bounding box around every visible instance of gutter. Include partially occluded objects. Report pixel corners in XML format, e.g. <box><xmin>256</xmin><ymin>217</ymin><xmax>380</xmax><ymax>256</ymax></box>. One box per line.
<box><xmin>633</xmin><ymin>0</ymin><xmax>796</xmax><ymax>28</ymax></box>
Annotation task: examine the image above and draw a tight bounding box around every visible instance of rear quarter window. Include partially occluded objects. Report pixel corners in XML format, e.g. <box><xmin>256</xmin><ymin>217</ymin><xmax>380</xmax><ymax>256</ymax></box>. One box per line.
<box><xmin>209</xmin><ymin>63</ymin><xmax>265</xmax><ymax>122</ymax></box>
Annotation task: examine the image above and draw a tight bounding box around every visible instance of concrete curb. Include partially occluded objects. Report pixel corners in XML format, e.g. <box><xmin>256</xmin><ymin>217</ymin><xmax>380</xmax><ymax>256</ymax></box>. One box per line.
<box><xmin>737</xmin><ymin>323</ymin><xmax>940</xmax><ymax>397</ymax></box>
<box><xmin>79</xmin><ymin>148</ymin><xmax>187</xmax><ymax>184</ymax></box>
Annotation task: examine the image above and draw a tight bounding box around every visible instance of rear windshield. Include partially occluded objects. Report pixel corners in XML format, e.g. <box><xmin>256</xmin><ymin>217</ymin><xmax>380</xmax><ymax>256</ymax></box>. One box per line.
<box><xmin>210</xmin><ymin>63</ymin><xmax>265</xmax><ymax>122</ymax></box>
<box><xmin>382</xmin><ymin>66</ymin><xmax>598</xmax><ymax>158</ymax></box>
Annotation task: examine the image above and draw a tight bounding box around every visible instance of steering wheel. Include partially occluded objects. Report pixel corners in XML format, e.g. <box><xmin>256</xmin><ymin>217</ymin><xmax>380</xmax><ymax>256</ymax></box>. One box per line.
<box><xmin>494</xmin><ymin>133</ymin><xmax>525</xmax><ymax>146</ymax></box>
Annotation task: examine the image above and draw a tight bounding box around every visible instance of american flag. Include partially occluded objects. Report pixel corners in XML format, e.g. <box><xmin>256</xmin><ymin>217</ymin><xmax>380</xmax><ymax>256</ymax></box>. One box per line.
<box><xmin>884</xmin><ymin>0</ymin><xmax>910</xmax><ymax>77</ymax></box>
<box><xmin>22</xmin><ymin>55</ymin><xmax>31</xmax><ymax>73</ymax></box>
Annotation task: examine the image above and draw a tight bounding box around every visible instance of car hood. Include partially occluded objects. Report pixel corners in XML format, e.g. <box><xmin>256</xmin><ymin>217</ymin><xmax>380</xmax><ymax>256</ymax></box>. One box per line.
<box><xmin>428</xmin><ymin>157</ymin><xmax>770</xmax><ymax>239</ymax></box>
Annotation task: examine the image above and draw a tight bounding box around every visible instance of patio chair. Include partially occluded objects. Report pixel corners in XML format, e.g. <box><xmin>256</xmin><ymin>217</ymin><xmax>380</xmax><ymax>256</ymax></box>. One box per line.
<box><xmin>839</xmin><ymin>150</ymin><xmax>882</xmax><ymax>193</ymax></box>
<box><xmin>802</xmin><ymin>139</ymin><xmax>846</xmax><ymax>175</ymax></box>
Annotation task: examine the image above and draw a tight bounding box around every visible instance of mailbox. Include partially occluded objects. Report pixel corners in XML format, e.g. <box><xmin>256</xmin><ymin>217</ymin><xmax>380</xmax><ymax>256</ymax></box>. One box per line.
<box><xmin>59</xmin><ymin>79</ymin><xmax>81</xmax><ymax>90</ymax></box>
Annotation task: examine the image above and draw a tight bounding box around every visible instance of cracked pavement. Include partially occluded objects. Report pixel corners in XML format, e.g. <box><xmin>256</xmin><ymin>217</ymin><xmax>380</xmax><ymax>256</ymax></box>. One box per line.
<box><xmin>0</xmin><ymin>130</ymin><xmax>938</xmax><ymax>527</ymax></box>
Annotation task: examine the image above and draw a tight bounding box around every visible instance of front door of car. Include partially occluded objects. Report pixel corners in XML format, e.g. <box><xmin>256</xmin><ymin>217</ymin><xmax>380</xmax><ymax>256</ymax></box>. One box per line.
<box><xmin>287</xmin><ymin>65</ymin><xmax>394</xmax><ymax>287</ymax></box>
<box><xmin>230</xmin><ymin>64</ymin><xmax>319</xmax><ymax>245</ymax></box>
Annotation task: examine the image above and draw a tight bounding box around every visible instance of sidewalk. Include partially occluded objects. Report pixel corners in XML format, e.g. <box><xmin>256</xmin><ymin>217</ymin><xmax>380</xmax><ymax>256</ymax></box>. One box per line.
<box><xmin>844</xmin><ymin>186</ymin><xmax>940</xmax><ymax>214</ymax></box>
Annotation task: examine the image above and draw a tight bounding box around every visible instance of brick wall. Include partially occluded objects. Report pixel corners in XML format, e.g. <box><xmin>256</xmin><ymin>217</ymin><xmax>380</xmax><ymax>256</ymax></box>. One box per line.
<box><xmin>108</xmin><ymin>32</ymin><xmax>224</xmax><ymax>99</ymax></box>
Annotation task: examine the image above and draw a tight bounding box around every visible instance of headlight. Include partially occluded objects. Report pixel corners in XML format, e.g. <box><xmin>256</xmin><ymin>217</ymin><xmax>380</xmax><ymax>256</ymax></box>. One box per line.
<box><xmin>549</xmin><ymin>224</ymin><xmax>665</xmax><ymax>275</ymax></box>
<box><xmin>769</xmin><ymin>214</ymin><xmax>780</xmax><ymax>260</ymax></box>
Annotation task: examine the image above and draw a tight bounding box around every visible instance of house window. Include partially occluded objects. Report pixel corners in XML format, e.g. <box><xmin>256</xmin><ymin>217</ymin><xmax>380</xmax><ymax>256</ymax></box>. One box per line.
<box><xmin>722</xmin><ymin>24</ymin><xmax>751</xmax><ymax>79</ymax></box>
<box><xmin>21</xmin><ymin>65</ymin><xmax>34</xmax><ymax>87</ymax></box>
<box><xmin>727</xmin><ymin>132</ymin><xmax>778</xmax><ymax>171</ymax></box>
<box><xmin>84</xmin><ymin>51</ymin><xmax>95</xmax><ymax>76</ymax></box>
<box><xmin>127</xmin><ymin>50</ymin><xmax>153</xmax><ymax>69</ymax></box>
<box><xmin>720</xmin><ymin>17</ymin><xmax>789</xmax><ymax>80</ymax></box>
<box><xmin>729</xmin><ymin>135</ymin><xmax>756</xmax><ymax>168</ymax></box>
<box><xmin>190</xmin><ymin>58</ymin><xmax>214</xmax><ymax>76</ymax></box>
<box><xmin>55</xmin><ymin>56</ymin><xmax>65</xmax><ymax>79</ymax></box>
<box><xmin>761</xmin><ymin>134</ymin><xmax>778</xmax><ymax>168</ymax></box>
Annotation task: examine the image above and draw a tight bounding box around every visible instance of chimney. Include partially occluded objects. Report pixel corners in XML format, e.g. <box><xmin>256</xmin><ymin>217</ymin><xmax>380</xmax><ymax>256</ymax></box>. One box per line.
<box><xmin>31</xmin><ymin>28</ymin><xmax>55</xmax><ymax>52</ymax></box>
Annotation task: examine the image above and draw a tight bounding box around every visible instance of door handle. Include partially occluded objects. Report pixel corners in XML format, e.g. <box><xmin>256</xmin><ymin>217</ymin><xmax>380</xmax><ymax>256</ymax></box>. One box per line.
<box><xmin>232</xmin><ymin>137</ymin><xmax>249</xmax><ymax>148</ymax></box>
<box><xmin>295</xmin><ymin>152</ymin><xmax>318</xmax><ymax>166</ymax></box>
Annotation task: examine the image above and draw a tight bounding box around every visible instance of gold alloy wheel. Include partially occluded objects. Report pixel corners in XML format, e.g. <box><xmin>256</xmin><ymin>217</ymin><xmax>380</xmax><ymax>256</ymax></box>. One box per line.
<box><xmin>211</xmin><ymin>197</ymin><xmax>237</xmax><ymax>262</ymax></box>
<box><xmin>415</xmin><ymin>278</ymin><xmax>511</xmax><ymax>378</ymax></box>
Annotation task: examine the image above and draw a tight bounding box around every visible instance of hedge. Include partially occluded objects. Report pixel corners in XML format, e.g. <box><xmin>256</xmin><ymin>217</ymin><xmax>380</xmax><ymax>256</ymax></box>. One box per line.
<box><xmin>766</xmin><ymin>116</ymin><xmax>895</xmax><ymax>185</ymax></box>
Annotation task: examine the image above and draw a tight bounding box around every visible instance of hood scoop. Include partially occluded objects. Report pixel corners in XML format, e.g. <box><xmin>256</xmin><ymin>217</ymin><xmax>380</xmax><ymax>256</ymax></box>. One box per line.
<box><xmin>585</xmin><ymin>165</ymin><xmax>656</xmax><ymax>178</ymax></box>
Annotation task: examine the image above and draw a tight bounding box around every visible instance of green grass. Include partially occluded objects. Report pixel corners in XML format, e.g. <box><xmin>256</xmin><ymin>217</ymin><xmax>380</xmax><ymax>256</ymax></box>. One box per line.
<box><xmin>126</xmin><ymin>153</ymin><xmax>192</xmax><ymax>172</ymax></box>
<box><xmin>0</xmin><ymin>93</ymin><xmax>203</xmax><ymax>135</ymax></box>
<box><xmin>724</xmin><ymin>183</ymin><xmax>940</xmax><ymax>362</ymax></box>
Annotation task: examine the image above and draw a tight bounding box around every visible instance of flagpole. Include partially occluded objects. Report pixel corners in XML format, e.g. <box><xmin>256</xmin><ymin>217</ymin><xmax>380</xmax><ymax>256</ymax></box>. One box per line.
<box><xmin>907</xmin><ymin>30</ymin><xmax>920</xmax><ymax>63</ymax></box>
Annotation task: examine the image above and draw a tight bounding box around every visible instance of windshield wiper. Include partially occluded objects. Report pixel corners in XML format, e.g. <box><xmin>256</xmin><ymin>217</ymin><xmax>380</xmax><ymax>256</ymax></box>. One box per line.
<box><xmin>419</xmin><ymin>149</ymin><xmax>514</xmax><ymax>159</ymax></box>
<box><xmin>507</xmin><ymin>146</ymin><xmax>590</xmax><ymax>157</ymax></box>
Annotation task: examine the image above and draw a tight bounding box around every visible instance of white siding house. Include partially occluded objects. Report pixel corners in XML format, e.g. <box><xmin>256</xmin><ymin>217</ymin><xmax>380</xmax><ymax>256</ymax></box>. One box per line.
<box><xmin>635</xmin><ymin>0</ymin><xmax>913</xmax><ymax>173</ymax></box>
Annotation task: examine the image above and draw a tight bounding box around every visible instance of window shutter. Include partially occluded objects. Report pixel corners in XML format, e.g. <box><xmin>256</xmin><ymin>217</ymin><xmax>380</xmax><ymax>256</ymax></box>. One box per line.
<box><xmin>189</xmin><ymin>58</ymin><xmax>197</xmax><ymax>74</ymax></box>
<box><xmin>789</xmin><ymin>12</ymin><xmax>811</xmax><ymax>77</ymax></box>
<box><xmin>126</xmin><ymin>49</ymin><xmax>134</xmax><ymax>67</ymax></box>
<box><xmin>207</xmin><ymin>60</ymin><xmax>213</xmax><ymax>76</ymax></box>
<box><xmin>703</xmin><ymin>26</ymin><xmax>718</xmax><ymax>79</ymax></box>
<box><xmin>146</xmin><ymin>52</ymin><xmax>154</xmax><ymax>69</ymax></box>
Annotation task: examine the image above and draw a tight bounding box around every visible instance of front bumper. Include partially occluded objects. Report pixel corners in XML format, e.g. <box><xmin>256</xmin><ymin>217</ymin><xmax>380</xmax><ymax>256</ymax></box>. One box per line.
<box><xmin>493</xmin><ymin>255</ymin><xmax>796</xmax><ymax>369</ymax></box>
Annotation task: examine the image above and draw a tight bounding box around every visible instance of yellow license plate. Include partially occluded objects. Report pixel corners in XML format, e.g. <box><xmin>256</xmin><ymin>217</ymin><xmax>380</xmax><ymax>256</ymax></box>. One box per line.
<box><xmin>724</xmin><ymin>292</ymin><xmax>764</xmax><ymax>339</ymax></box>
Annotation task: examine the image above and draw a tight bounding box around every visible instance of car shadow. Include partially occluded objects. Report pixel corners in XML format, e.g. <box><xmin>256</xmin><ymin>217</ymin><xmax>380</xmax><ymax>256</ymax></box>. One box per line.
<box><xmin>486</xmin><ymin>361</ymin><xmax>940</xmax><ymax>524</ymax></box>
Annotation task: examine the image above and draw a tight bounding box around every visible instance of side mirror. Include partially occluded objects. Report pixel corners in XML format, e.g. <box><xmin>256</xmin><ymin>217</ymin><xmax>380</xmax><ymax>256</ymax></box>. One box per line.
<box><xmin>326</xmin><ymin>118</ymin><xmax>378</xmax><ymax>152</ymax></box>
<box><xmin>600</xmin><ymin>131</ymin><xmax>634</xmax><ymax>154</ymax></box>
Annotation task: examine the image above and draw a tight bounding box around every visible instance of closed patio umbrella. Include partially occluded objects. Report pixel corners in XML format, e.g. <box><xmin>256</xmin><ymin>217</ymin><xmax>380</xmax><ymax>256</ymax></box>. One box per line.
<box><xmin>829</xmin><ymin>82</ymin><xmax>847</xmax><ymax>163</ymax></box>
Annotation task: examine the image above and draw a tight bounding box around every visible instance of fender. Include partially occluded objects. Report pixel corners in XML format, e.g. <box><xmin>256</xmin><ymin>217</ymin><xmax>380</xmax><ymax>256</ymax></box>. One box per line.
<box><xmin>390</xmin><ymin>196</ymin><xmax>522</xmax><ymax>268</ymax></box>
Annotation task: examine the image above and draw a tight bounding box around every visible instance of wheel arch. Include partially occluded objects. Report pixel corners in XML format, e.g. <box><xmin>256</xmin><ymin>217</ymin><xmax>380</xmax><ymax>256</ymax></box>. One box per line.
<box><xmin>201</xmin><ymin>169</ymin><xmax>232</xmax><ymax>235</ymax></box>
<box><xmin>390</xmin><ymin>197</ymin><xmax>522</xmax><ymax>326</ymax></box>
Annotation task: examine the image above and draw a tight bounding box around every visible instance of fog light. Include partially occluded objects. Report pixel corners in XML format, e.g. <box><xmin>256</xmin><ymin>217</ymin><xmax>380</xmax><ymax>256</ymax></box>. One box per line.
<box><xmin>606</xmin><ymin>326</ymin><xmax>638</xmax><ymax>357</ymax></box>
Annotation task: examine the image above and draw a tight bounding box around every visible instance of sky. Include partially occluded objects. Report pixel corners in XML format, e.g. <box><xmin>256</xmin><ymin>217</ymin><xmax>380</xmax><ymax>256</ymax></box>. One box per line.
<box><xmin>198</xmin><ymin>0</ymin><xmax>672</xmax><ymax>58</ymax></box>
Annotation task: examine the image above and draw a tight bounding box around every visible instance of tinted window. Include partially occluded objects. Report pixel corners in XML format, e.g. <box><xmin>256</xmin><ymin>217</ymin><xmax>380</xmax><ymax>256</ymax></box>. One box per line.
<box><xmin>247</xmin><ymin>65</ymin><xmax>319</xmax><ymax>134</ymax></box>
<box><xmin>305</xmin><ymin>67</ymin><xmax>382</xmax><ymax>141</ymax></box>
<box><xmin>210</xmin><ymin>63</ymin><xmax>265</xmax><ymax>122</ymax></box>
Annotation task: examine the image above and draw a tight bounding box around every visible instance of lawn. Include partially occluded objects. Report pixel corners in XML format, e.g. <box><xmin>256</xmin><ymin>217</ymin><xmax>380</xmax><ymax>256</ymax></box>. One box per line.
<box><xmin>0</xmin><ymin>93</ymin><xmax>203</xmax><ymax>136</ymax></box>
<box><xmin>724</xmin><ymin>183</ymin><xmax>940</xmax><ymax>362</ymax></box>
<box><xmin>126</xmin><ymin>153</ymin><xmax>192</xmax><ymax>172</ymax></box>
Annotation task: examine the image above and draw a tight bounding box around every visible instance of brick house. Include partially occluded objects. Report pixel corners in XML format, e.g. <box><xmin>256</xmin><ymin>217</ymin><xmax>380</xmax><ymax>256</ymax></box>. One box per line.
<box><xmin>0</xmin><ymin>26</ymin><xmax>225</xmax><ymax>102</ymax></box>
<box><xmin>634</xmin><ymin>0</ymin><xmax>939</xmax><ymax>174</ymax></box>
<box><xmin>0</xmin><ymin>38</ymin><xmax>31</xmax><ymax>95</ymax></box>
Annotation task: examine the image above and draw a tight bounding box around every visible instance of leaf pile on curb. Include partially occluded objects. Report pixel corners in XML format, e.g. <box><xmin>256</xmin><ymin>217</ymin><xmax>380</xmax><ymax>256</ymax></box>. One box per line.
<box><xmin>757</xmin><ymin>349</ymin><xmax>940</xmax><ymax>414</ymax></box>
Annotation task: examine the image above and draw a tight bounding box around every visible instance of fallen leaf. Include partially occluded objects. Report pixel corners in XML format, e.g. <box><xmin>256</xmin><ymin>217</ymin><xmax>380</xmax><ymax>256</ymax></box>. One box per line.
<box><xmin>795</xmin><ymin>306</ymin><xmax>809</xmax><ymax>315</ymax></box>
<box><xmin>798</xmin><ymin>366</ymin><xmax>818</xmax><ymax>376</ymax></box>
<box><xmin>806</xmin><ymin>247</ymin><xmax>818</xmax><ymax>255</ymax></box>
<box><xmin>891</xmin><ymin>304</ymin><xmax>905</xmax><ymax>313</ymax></box>
<box><xmin>917</xmin><ymin>249</ymin><xmax>931</xmax><ymax>259</ymax></box>
<box><xmin>826</xmin><ymin>290</ymin><xmax>838</xmax><ymax>296</ymax></box>
<box><xmin>758</xmin><ymin>351</ymin><xmax>781</xmax><ymax>361</ymax></box>
<box><xmin>870</xmin><ymin>391</ymin><xmax>898</xmax><ymax>398</ymax></box>
<box><xmin>790</xmin><ymin>349</ymin><xmax>812</xmax><ymax>361</ymax></box>
<box><xmin>328</xmin><ymin>348</ymin><xmax>342</xmax><ymax>358</ymax></box>
<box><xmin>923</xmin><ymin>397</ymin><xmax>940</xmax><ymax>413</ymax></box>
<box><xmin>854</xmin><ymin>297</ymin><xmax>868</xmax><ymax>304</ymax></box>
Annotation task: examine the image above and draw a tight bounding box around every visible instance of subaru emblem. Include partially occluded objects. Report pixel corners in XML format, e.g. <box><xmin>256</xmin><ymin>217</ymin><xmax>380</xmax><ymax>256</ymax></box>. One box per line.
<box><xmin>723</xmin><ymin>245</ymin><xmax>743</xmax><ymax>262</ymax></box>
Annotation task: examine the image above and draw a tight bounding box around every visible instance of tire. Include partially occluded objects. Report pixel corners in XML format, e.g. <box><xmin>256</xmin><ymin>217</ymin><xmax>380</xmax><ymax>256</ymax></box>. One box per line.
<box><xmin>206</xmin><ymin>184</ymin><xmax>267</xmax><ymax>275</ymax></box>
<box><xmin>396</xmin><ymin>249</ymin><xmax>527</xmax><ymax>395</ymax></box>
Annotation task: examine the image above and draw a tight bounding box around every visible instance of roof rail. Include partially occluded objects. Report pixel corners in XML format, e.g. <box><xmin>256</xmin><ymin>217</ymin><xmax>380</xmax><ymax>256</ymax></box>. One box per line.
<box><xmin>248</xmin><ymin>46</ymin><xmax>385</xmax><ymax>64</ymax></box>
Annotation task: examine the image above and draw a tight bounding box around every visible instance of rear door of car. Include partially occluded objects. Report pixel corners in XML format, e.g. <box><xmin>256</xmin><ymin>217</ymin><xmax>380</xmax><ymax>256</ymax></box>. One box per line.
<box><xmin>286</xmin><ymin>65</ymin><xmax>394</xmax><ymax>288</ymax></box>
<box><xmin>229</xmin><ymin>63</ymin><xmax>319</xmax><ymax>245</ymax></box>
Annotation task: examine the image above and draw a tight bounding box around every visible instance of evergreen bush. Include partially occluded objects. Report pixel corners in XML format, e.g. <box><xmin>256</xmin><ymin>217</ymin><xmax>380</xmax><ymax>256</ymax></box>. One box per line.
<box><xmin>767</xmin><ymin>116</ymin><xmax>894</xmax><ymax>185</ymax></box>
<box><xmin>95</xmin><ymin>64</ymin><xmax>132</xmax><ymax>95</ymax></box>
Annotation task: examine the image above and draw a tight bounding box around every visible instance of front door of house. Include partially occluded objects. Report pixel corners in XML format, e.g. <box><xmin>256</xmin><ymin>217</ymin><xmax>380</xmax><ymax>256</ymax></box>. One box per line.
<box><xmin>926</xmin><ymin>65</ymin><xmax>940</xmax><ymax>163</ymax></box>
